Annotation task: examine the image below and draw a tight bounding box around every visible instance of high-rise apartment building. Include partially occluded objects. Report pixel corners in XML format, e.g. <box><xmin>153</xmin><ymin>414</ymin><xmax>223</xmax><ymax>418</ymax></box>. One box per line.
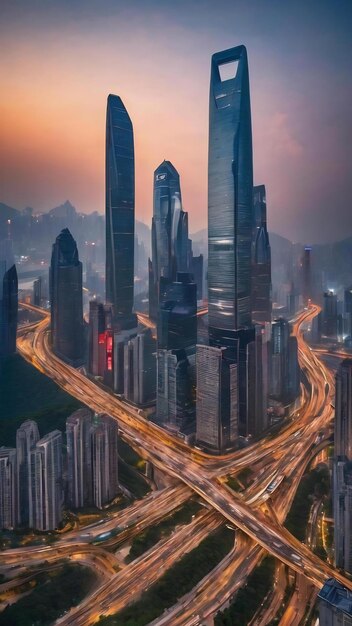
<box><xmin>66</xmin><ymin>409</ymin><xmax>93</xmax><ymax>509</ymax></box>
<box><xmin>252</xmin><ymin>185</ymin><xmax>272</xmax><ymax>324</ymax></box>
<box><xmin>123</xmin><ymin>328</ymin><xmax>156</xmax><ymax>406</ymax></box>
<box><xmin>31</xmin><ymin>430</ymin><xmax>63</xmax><ymax>531</ymax></box>
<box><xmin>0</xmin><ymin>447</ymin><xmax>16</xmax><ymax>529</ymax></box>
<box><xmin>105</xmin><ymin>94</ymin><xmax>136</xmax><ymax>329</ymax></box>
<box><xmin>318</xmin><ymin>579</ymin><xmax>352</xmax><ymax>625</ymax></box>
<box><xmin>149</xmin><ymin>161</ymin><xmax>190</xmax><ymax>320</ymax></box>
<box><xmin>49</xmin><ymin>228</ymin><xmax>84</xmax><ymax>364</ymax></box>
<box><xmin>208</xmin><ymin>45</ymin><xmax>253</xmax><ymax>344</ymax></box>
<box><xmin>0</xmin><ymin>238</ymin><xmax>18</xmax><ymax>360</ymax></box>
<box><xmin>91</xmin><ymin>415</ymin><xmax>119</xmax><ymax>509</ymax></box>
<box><xmin>16</xmin><ymin>420</ymin><xmax>40</xmax><ymax>526</ymax></box>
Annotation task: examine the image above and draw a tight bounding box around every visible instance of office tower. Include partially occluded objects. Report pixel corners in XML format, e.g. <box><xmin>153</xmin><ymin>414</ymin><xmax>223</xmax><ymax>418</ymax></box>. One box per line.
<box><xmin>149</xmin><ymin>161</ymin><xmax>190</xmax><ymax>320</ymax></box>
<box><xmin>16</xmin><ymin>420</ymin><xmax>40</xmax><ymax>526</ymax></box>
<box><xmin>344</xmin><ymin>287</ymin><xmax>352</xmax><ymax>338</ymax></box>
<box><xmin>322</xmin><ymin>291</ymin><xmax>338</xmax><ymax>339</ymax></box>
<box><xmin>270</xmin><ymin>318</ymin><xmax>290</xmax><ymax>399</ymax></box>
<box><xmin>31</xmin><ymin>430</ymin><xmax>63</xmax><ymax>531</ymax></box>
<box><xmin>318</xmin><ymin>579</ymin><xmax>352</xmax><ymax>625</ymax></box>
<box><xmin>0</xmin><ymin>238</ymin><xmax>18</xmax><ymax>359</ymax></box>
<box><xmin>0</xmin><ymin>448</ymin><xmax>16</xmax><ymax>529</ymax></box>
<box><xmin>301</xmin><ymin>246</ymin><xmax>312</xmax><ymax>305</ymax></box>
<box><xmin>208</xmin><ymin>45</ymin><xmax>253</xmax><ymax>345</ymax></box>
<box><xmin>333</xmin><ymin>459</ymin><xmax>352</xmax><ymax>572</ymax></box>
<box><xmin>190</xmin><ymin>253</ymin><xmax>204</xmax><ymax>302</ymax></box>
<box><xmin>333</xmin><ymin>359</ymin><xmax>352</xmax><ymax>573</ymax></box>
<box><xmin>288</xmin><ymin>336</ymin><xmax>300</xmax><ymax>400</ymax></box>
<box><xmin>91</xmin><ymin>415</ymin><xmax>119</xmax><ymax>509</ymax></box>
<box><xmin>88</xmin><ymin>300</ymin><xmax>114</xmax><ymax>382</ymax></box>
<box><xmin>156</xmin><ymin>273</ymin><xmax>197</xmax><ymax>432</ymax></box>
<box><xmin>33</xmin><ymin>275</ymin><xmax>48</xmax><ymax>308</ymax></box>
<box><xmin>252</xmin><ymin>185</ymin><xmax>272</xmax><ymax>324</ymax></box>
<box><xmin>196</xmin><ymin>345</ymin><xmax>238</xmax><ymax>451</ymax></box>
<box><xmin>105</xmin><ymin>94</ymin><xmax>136</xmax><ymax>329</ymax></box>
<box><xmin>50</xmin><ymin>228</ymin><xmax>85</xmax><ymax>365</ymax></box>
<box><xmin>124</xmin><ymin>329</ymin><xmax>156</xmax><ymax>406</ymax></box>
<box><xmin>335</xmin><ymin>359</ymin><xmax>352</xmax><ymax>458</ymax></box>
<box><xmin>66</xmin><ymin>409</ymin><xmax>93</xmax><ymax>509</ymax></box>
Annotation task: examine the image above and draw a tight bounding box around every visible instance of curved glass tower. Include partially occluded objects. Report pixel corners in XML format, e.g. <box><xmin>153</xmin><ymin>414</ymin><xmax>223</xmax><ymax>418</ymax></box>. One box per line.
<box><xmin>208</xmin><ymin>45</ymin><xmax>253</xmax><ymax>346</ymax></box>
<box><xmin>252</xmin><ymin>184</ymin><xmax>272</xmax><ymax>323</ymax></box>
<box><xmin>105</xmin><ymin>94</ymin><xmax>135</xmax><ymax>327</ymax></box>
<box><xmin>149</xmin><ymin>160</ymin><xmax>189</xmax><ymax>320</ymax></box>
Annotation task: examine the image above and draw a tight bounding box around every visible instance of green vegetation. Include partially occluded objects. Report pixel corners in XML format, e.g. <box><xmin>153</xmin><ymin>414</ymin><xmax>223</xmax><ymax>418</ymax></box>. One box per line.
<box><xmin>267</xmin><ymin>580</ymin><xmax>295</xmax><ymax>625</ymax></box>
<box><xmin>126</xmin><ymin>500</ymin><xmax>201</xmax><ymax>562</ymax></box>
<box><xmin>99</xmin><ymin>526</ymin><xmax>234</xmax><ymax>626</ymax></box>
<box><xmin>214</xmin><ymin>556</ymin><xmax>275</xmax><ymax>626</ymax></box>
<box><xmin>118</xmin><ymin>460</ymin><xmax>150</xmax><ymax>499</ymax></box>
<box><xmin>226</xmin><ymin>476</ymin><xmax>243</xmax><ymax>492</ymax></box>
<box><xmin>236</xmin><ymin>467</ymin><xmax>253</xmax><ymax>487</ymax></box>
<box><xmin>284</xmin><ymin>464</ymin><xmax>329</xmax><ymax>542</ymax></box>
<box><xmin>0</xmin><ymin>563</ymin><xmax>97</xmax><ymax>626</ymax></box>
<box><xmin>0</xmin><ymin>354</ymin><xmax>81</xmax><ymax>443</ymax></box>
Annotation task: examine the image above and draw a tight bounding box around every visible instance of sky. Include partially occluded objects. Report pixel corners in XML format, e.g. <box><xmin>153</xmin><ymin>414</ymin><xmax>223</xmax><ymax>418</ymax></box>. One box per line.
<box><xmin>0</xmin><ymin>0</ymin><xmax>351</xmax><ymax>243</ymax></box>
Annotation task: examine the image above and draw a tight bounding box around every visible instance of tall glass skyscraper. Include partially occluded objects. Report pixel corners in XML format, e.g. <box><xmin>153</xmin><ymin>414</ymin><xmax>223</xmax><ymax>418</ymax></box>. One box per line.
<box><xmin>105</xmin><ymin>94</ymin><xmax>136</xmax><ymax>328</ymax></box>
<box><xmin>149</xmin><ymin>160</ymin><xmax>190</xmax><ymax>320</ymax></box>
<box><xmin>50</xmin><ymin>228</ymin><xmax>84</xmax><ymax>364</ymax></box>
<box><xmin>208</xmin><ymin>45</ymin><xmax>253</xmax><ymax>346</ymax></box>
<box><xmin>252</xmin><ymin>185</ymin><xmax>272</xmax><ymax>324</ymax></box>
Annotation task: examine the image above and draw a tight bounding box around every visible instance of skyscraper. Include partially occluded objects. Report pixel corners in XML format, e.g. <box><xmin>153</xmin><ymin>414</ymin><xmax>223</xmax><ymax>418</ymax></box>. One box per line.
<box><xmin>322</xmin><ymin>291</ymin><xmax>338</xmax><ymax>339</ymax></box>
<box><xmin>301</xmin><ymin>246</ymin><xmax>312</xmax><ymax>305</ymax></box>
<box><xmin>91</xmin><ymin>415</ymin><xmax>119</xmax><ymax>509</ymax></box>
<box><xmin>0</xmin><ymin>238</ymin><xmax>18</xmax><ymax>360</ymax></box>
<box><xmin>252</xmin><ymin>185</ymin><xmax>272</xmax><ymax>324</ymax></box>
<box><xmin>49</xmin><ymin>228</ymin><xmax>85</xmax><ymax>365</ymax></box>
<box><xmin>149</xmin><ymin>161</ymin><xmax>190</xmax><ymax>320</ymax></box>
<box><xmin>0</xmin><ymin>447</ymin><xmax>16</xmax><ymax>529</ymax></box>
<box><xmin>335</xmin><ymin>359</ymin><xmax>352</xmax><ymax>459</ymax></box>
<box><xmin>123</xmin><ymin>328</ymin><xmax>156</xmax><ymax>406</ymax></box>
<box><xmin>208</xmin><ymin>45</ymin><xmax>253</xmax><ymax>345</ymax></box>
<box><xmin>66</xmin><ymin>409</ymin><xmax>93</xmax><ymax>509</ymax></box>
<box><xmin>16</xmin><ymin>420</ymin><xmax>40</xmax><ymax>526</ymax></box>
<box><xmin>31</xmin><ymin>430</ymin><xmax>63</xmax><ymax>531</ymax></box>
<box><xmin>196</xmin><ymin>345</ymin><xmax>238</xmax><ymax>451</ymax></box>
<box><xmin>333</xmin><ymin>359</ymin><xmax>352</xmax><ymax>573</ymax></box>
<box><xmin>105</xmin><ymin>94</ymin><xmax>136</xmax><ymax>329</ymax></box>
<box><xmin>156</xmin><ymin>273</ymin><xmax>197</xmax><ymax>433</ymax></box>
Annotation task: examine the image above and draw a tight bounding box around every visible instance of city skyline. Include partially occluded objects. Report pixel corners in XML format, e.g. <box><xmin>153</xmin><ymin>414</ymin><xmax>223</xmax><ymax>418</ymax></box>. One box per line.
<box><xmin>1</xmin><ymin>6</ymin><xmax>352</xmax><ymax>625</ymax></box>
<box><xmin>0</xmin><ymin>0</ymin><xmax>351</xmax><ymax>243</ymax></box>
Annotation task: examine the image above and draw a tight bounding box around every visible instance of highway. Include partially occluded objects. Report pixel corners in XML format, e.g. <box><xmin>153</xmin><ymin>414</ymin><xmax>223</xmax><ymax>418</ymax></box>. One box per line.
<box><xmin>14</xmin><ymin>302</ymin><xmax>351</xmax><ymax>624</ymax></box>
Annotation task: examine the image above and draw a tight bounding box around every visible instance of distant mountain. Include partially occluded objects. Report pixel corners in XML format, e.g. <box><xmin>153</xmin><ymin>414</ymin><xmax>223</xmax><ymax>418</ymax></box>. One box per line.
<box><xmin>48</xmin><ymin>200</ymin><xmax>76</xmax><ymax>219</ymax></box>
<box><xmin>135</xmin><ymin>220</ymin><xmax>151</xmax><ymax>257</ymax></box>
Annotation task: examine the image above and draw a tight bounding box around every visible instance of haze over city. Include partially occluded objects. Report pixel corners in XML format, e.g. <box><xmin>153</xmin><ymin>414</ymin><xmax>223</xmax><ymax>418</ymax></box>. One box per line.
<box><xmin>1</xmin><ymin>0</ymin><xmax>351</xmax><ymax>242</ymax></box>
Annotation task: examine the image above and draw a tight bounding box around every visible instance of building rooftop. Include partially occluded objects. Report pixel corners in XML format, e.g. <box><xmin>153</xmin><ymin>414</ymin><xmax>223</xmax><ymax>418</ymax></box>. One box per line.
<box><xmin>318</xmin><ymin>579</ymin><xmax>352</xmax><ymax>616</ymax></box>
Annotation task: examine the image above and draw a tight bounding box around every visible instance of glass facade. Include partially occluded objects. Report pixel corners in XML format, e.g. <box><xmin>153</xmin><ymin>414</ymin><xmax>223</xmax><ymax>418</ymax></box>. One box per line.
<box><xmin>149</xmin><ymin>160</ymin><xmax>190</xmax><ymax>320</ymax></box>
<box><xmin>208</xmin><ymin>45</ymin><xmax>253</xmax><ymax>343</ymax></box>
<box><xmin>50</xmin><ymin>228</ymin><xmax>84</xmax><ymax>364</ymax></box>
<box><xmin>0</xmin><ymin>238</ymin><xmax>18</xmax><ymax>359</ymax></box>
<box><xmin>105</xmin><ymin>94</ymin><xmax>135</xmax><ymax>324</ymax></box>
<box><xmin>252</xmin><ymin>184</ymin><xmax>272</xmax><ymax>323</ymax></box>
